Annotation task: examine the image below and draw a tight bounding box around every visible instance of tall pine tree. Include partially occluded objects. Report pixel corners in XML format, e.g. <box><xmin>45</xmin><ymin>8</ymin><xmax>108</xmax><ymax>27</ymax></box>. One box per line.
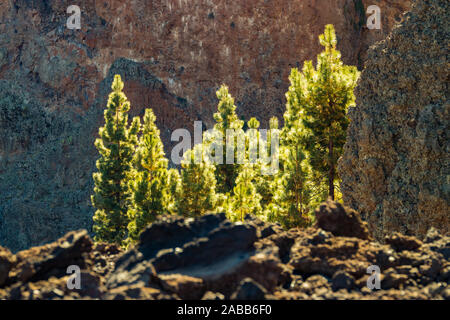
<box><xmin>286</xmin><ymin>24</ymin><xmax>359</xmax><ymax>200</ymax></box>
<box><xmin>91</xmin><ymin>75</ymin><xmax>140</xmax><ymax>244</ymax></box>
<box><xmin>127</xmin><ymin>109</ymin><xmax>172</xmax><ymax>241</ymax></box>
<box><xmin>209</xmin><ymin>85</ymin><xmax>244</xmax><ymax>194</ymax></box>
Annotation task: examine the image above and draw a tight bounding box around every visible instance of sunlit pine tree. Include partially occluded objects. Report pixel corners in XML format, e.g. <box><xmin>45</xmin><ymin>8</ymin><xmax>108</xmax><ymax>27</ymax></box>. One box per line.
<box><xmin>91</xmin><ymin>75</ymin><xmax>140</xmax><ymax>244</ymax></box>
<box><xmin>177</xmin><ymin>144</ymin><xmax>218</xmax><ymax>217</ymax></box>
<box><xmin>285</xmin><ymin>24</ymin><xmax>359</xmax><ymax>200</ymax></box>
<box><xmin>127</xmin><ymin>109</ymin><xmax>172</xmax><ymax>242</ymax></box>
<box><xmin>209</xmin><ymin>85</ymin><xmax>244</xmax><ymax>194</ymax></box>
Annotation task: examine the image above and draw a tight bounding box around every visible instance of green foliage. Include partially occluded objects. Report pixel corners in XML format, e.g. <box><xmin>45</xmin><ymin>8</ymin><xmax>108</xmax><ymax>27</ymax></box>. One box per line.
<box><xmin>176</xmin><ymin>144</ymin><xmax>218</xmax><ymax>217</ymax></box>
<box><xmin>91</xmin><ymin>75</ymin><xmax>140</xmax><ymax>244</ymax></box>
<box><xmin>285</xmin><ymin>24</ymin><xmax>359</xmax><ymax>201</ymax></box>
<box><xmin>127</xmin><ymin>109</ymin><xmax>172</xmax><ymax>242</ymax></box>
<box><xmin>268</xmin><ymin>112</ymin><xmax>313</xmax><ymax>228</ymax></box>
<box><xmin>245</xmin><ymin>116</ymin><xmax>279</xmax><ymax>209</ymax></box>
<box><xmin>167</xmin><ymin>168</ymin><xmax>181</xmax><ymax>212</ymax></box>
<box><xmin>267</xmin><ymin>142</ymin><xmax>313</xmax><ymax>228</ymax></box>
<box><xmin>230</xmin><ymin>164</ymin><xmax>263</xmax><ymax>221</ymax></box>
<box><xmin>91</xmin><ymin>25</ymin><xmax>359</xmax><ymax>238</ymax></box>
<box><xmin>210</xmin><ymin>85</ymin><xmax>244</xmax><ymax>194</ymax></box>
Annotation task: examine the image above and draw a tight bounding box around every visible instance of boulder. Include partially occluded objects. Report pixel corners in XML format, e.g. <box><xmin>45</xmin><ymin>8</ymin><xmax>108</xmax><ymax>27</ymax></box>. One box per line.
<box><xmin>332</xmin><ymin>271</ymin><xmax>356</xmax><ymax>291</ymax></box>
<box><xmin>0</xmin><ymin>246</ymin><xmax>14</xmax><ymax>287</ymax></box>
<box><xmin>231</xmin><ymin>278</ymin><xmax>267</xmax><ymax>300</ymax></box>
<box><xmin>315</xmin><ymin>200</ymin><xmax>371</xmax><ymax>240</ymax></box>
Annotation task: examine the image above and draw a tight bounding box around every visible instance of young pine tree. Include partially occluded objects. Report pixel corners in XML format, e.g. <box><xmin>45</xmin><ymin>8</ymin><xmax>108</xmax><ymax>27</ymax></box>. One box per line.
<box><xmin>209</xmin><ymin>85</ymin><xmax>244</xmax><ymax>194</ymax></box>
<box><xmin>177</xmin><ymin>144</ymin><xmax>218</xmax><ymax>217</ymax></box>
<box><xmin>167</xmin><ymin>168</ymin><xmax>181</xmax><ymax>213</ymax></box>
<box><xmin>286</xmin><ymin>24</ymin><xmax>359</xmax><ymax>200</ymax></box>
<box><xmin>268</xmin><ymin>128</ymin><xmax>313</xmax><ymax>228</ymax></box>
<box><xmin>245</xmin><ymin>117</ymin><xmax>279</xmax><ymax>210</ymax></box>
<box><xmin>127</xmin><ymin>109</ymin><xmax>172</xmax><ymax>242</ymax></box>
<box><xmin>91</xmin><ymin>75</ymin><xmax>140</xmax><ymax>244</ymax></box>
<box><xmin>231</xmin><ymin>164</ymin><xmax>263</xmax><ymax>221</ymax></box>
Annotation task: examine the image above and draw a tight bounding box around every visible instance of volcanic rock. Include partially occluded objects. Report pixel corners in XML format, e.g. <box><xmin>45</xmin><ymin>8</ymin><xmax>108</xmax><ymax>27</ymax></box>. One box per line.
<box><xmin>332</xmin><ymin>271</ymin><xmax>356</xmax><ymax>291</ymax></box>
<box><xmin>0</xmin><ymin>201</ymin><xmax>448</xmax><ymax>300</ymax></box>
<box><xmin>338</xmin><ymin>0</ymin><xmax>449</xmax><ymax>240</ymax></box>
<box><xmin>231</xmin><ymin>278</ymin><xmax>268</xmax><ymax>300</ymax></box>
<box><xmin>0</xmin><ymin>246</ymin><xmax>14</xmax><ymax>287</ymax></box>
<box><xmin>315</xmin><ymin>200</ymin><xmax>372</xmax><ymax>240</ymax></box>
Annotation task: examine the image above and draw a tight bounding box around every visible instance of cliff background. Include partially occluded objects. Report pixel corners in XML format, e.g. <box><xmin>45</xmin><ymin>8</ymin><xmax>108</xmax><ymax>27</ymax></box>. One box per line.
<box><xmin>339</xmin><ymin>0</ymin><xmax>449</xmax><ymax>240</ymax></box>
<box><xmin>0</xmin><ymin>0</ymin><xmax>411</xmax><ymax>252</ymax></box>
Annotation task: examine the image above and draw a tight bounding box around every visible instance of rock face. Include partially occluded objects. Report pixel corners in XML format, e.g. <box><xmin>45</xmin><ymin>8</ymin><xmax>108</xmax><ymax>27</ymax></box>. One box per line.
<box><xmin>0</xmin><ymin>202</ymin><xmax>449</xmax><ymax>300</ymax></box>
<box><xmin>0</xmin><ymin>0</ymin><xmax>411</xmax><ymax>252</ymax></box>
<box><xmin>338</xmin><ymin>0</ymin><xmax>449</xmax><ymax>240</ymax></box>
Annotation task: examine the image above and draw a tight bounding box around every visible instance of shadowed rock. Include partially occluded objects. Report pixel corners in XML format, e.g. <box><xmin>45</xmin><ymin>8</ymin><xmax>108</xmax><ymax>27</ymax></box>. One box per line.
<box><xmin>385</xmin><ymin>233</ymin><xmax>423</xmax><ymax>252</ymax></box>
<box><xmin>315</xmin><ymin>200</ymin><xmax>372</xmax><ymax>240</ymax></box>
<box><xmin>231</xmin><ymin>278</ymin><xmax>267</xmax><ymax>300</ymax></box>
<box><xmin>332</xmin><ymin>271</ymin><xmax>356</xmax><ymax>292</ymax></box>
<box><xmin>0</xmin><ymin>247</ymin><xmax>14</xmax><ymax>287</ymax></box>
<box><xmin>0</xmin><ymin>204</ymin><xmax>448</xmax><ymax>300</ymax></box>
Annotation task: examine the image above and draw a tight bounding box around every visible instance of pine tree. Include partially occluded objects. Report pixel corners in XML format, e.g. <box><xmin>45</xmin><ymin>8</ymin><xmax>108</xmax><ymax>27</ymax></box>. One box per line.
<box><xmin>286</xmin><ymin>24</ymin><xmax>359</xmax><ymax>200</ymax></box>
<box><xmin>253</xmin><ymin>117</ymin><xmax>279</xmax><ymax>209</ymax></box>
<box><xmin>177</xmin><ymin>144</ymin><xmax>218</xmax><ymax>217</ymax></box>
<box><xmin>209</xmin><ymin>85</ymin><xmax>244</xmax><ymax>194</ymax></box>
<box><xmin>245</xmin><ymin>117</ymin><xmax>278</xmax><ymax>209</ymax></box>
<box><xmin>230</xmin><ymin>164</ymin><xmax>263</xmax><ymax>221</ymax></box>
<box><xmin>268</xmin><ymin>128</ymin><xmax>313</xmax><ymax>228</ymax></box>
<box><xmin>91</xmin><ymin>75</ymin><xmax>140</xmax><ymax>244</ymax></box>
<box><xmin>127</xmin><ymin>109</ymin><xmax>172</xmax><ymax>241</ymax></box>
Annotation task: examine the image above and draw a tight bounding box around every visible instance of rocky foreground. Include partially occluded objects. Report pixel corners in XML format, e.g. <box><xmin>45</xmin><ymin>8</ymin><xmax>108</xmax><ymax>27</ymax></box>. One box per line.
<box><xmin>0</xmin><ymin>201</ymin><xmax>448</xmax><ymax>300</ymax></box>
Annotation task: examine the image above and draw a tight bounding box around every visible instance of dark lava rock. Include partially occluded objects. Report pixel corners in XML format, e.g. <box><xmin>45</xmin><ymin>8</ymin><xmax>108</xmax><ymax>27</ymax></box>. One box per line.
<box><xmin>202</xmin><ymin>291</ymin><xmax>225</xmax><ymax>300</ymax></box>
<box><xmin>7</xmin><ymin>230</ymin><xmax>92</xmax><ymax>285</ymax></box>
<box><xmin>0</xmin><ymin>201</ymin><xmax>448</xmax><ymax>300</ymax></box>
<box><xmin>231</xmin><ymin>278</ymin><xmax>267</xmax><ymax>300</ymax></box>
<box><xmin>385</xmin><ymin>233</ymin><xmax>422</xmax><ymax>252</ymax></box>
<box><xmin>0</xmin><ymin>247</ymin><xmax>14</xmax><ymax>287</ymax></box>
<box><xmin>332</xmin><ymin>271</ymin><xmax>356</xmax><ymax>291</ymax></box>
<box><xmin>315</xmin><ymin>200</ymin><xmax>371</xmax><ymax>240</ymax></box>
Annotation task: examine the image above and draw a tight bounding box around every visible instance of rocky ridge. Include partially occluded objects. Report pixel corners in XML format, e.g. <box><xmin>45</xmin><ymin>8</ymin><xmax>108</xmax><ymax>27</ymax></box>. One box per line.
<box><xmin>1</xmin><ymin>201</ymin><xmax>448</xmax><ymax>300</ymax></box>
<box><xmin>338</xmin><ymin>0</ymin><xmax>449</xmax><ymax>240</ymax></box>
